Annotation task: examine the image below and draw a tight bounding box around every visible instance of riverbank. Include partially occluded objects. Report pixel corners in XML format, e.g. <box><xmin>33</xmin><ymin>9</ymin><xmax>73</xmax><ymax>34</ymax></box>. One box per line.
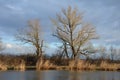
<box><xmin>0</xmin><ymin>54</ymin><xmax>120</xmax><ymax>71</ymax></box>
<box><xmin>26</xmin><ymin>65</ymin><xmax>120</xmax><ymax>71</ymax></box>
<box><xmin>1</xmin><ymin>60</ymin><xmax>120</xmax><ymax>71</ymax></box>
<box><xmin>5</xmin><ymin>65</ymin><xmax>120</xmax><ymax>71</ymax></box>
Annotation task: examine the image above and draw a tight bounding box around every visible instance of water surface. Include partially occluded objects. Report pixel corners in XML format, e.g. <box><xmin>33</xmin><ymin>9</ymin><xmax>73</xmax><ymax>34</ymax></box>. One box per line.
<box><xmin>0</xmin><ymin>70</ymin><xmax>120</xmax><ymax>80</ymax></box>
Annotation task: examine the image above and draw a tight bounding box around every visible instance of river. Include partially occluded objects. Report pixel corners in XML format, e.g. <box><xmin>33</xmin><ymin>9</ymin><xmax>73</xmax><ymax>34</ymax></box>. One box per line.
<box><xmin>0</xmin><ymin>70</ymin><xmax>120</xmax><ymax>80</ymax></box>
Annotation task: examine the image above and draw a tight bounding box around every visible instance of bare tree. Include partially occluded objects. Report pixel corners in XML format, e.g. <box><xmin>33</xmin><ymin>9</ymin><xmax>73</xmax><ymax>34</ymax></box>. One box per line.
<box><xmin>57</xmin><ymin>42</ymin><xmax>69</xmax><ymax>59</ymax></box>
<box><xmin>110</xmin><ymin>46</ymin><xmax>116</xmax><ymax>60</ymax></box>
<box><xmin>117</xmin><ymin>48</ymin><xmax>120</xmax><ymax>60</ymax></box>
<box><xmin>16</xmin><ymin>20</ymin><xmax>43</xmax><ymax>59</ymax></box>
<box><xmin>80</xmin><ymin>42</ymin><xmax>97</xmax><ymax>59</ymax></box>
<box><xmin>0</xmin><ymin>38</ymin><xmax>5</xmax><ymax>52</ymax></box>
<box><xmin>98</xmin><ymin>45</ymin><xmax>107</xmax><ymax>59</ymax></box>
<box><xmin>52</xmin><ymin>6</ymin><xmax>98</xmax><ymax>60</ymax></box>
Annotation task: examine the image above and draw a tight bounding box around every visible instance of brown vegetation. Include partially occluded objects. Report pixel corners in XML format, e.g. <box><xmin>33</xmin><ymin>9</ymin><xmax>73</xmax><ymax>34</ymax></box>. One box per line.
<box><xmin>99</xmin><ymin>61</ymin><xmax>120</xmax><ymax>71</ymax></box>
<box><xmin>68</xmin><ymin>60</ymin><xmax>120</xmax><ymax>71</ymax></box>
<box><xmin>0</xmin><ymin>54</ymin><xmax>25</xmax><ymax>71</ymax></box>
<box><xmin>69</xmin><ymin>60</ymin><xmax>96</xmax><ymax>70</ymax></box>
<box><xmin>0</xmin><ymin>60</ymin><xmax>7</xmax><ymax>71</ymax></box>
<box><xmin>0</xmin><ymin>54</ymin><xmax>120</xmax><ymax>71</ymax></box>
<box><xmin>14</xmin><ymin>60</ymin><xmax>25</xmax><ymax>71</ymax></box>
<box><xmin>36</xmin><ymin>59</ymin><xmax>55</xmax><ymax>70</ymax></box>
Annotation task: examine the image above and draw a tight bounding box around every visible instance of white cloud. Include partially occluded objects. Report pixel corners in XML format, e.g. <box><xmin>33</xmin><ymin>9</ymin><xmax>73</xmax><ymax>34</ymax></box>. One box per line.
<box><xmin>105</xmin><ymin>39</ymin><xmax>117</xmax><ymax>42</ymax></box>
<box><xmin>6</xmin><ymin>43</ymin><xmax>12</xmax><ymax>48</ymax></box>
<box><xmin>2</xmin><ymin>43</ymin><xmax>35</xmax><ymax>54</ymax></box>
<box><xmin>5</xmin><ymin>4</ymin><xmax>24</xmax><ymax>14</ymax></box>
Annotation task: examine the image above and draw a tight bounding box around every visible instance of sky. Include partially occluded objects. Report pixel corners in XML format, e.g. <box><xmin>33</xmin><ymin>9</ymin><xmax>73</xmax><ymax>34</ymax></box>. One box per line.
<box><xmin>0</xmin><ymin>0</ymin><xmax>120</xmax><ymax>54</ymax></box>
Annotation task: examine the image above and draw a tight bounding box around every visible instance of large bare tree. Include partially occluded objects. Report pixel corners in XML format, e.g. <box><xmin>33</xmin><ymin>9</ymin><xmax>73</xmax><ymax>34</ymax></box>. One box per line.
<box><xmin>16</xmin><ymin>20</ymin><xmax>43</xmax><ymax>58</ymax></box>
<box><xmin>52</xmin><ymin>6</ymin><xmax>98</xmax><ymax>60</ymax></box>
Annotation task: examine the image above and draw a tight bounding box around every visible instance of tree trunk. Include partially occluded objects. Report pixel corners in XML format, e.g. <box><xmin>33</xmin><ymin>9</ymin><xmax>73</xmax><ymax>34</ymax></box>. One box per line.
<box><xmin>64</xmin><ymin>42</ymin><xmax>69</xmax><ymax>59</ymax></box>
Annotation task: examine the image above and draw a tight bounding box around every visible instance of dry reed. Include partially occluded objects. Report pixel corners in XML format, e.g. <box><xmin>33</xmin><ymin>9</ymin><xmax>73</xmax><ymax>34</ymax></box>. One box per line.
<box><xmin>69</xmin><ymin>60</ymin><xmax>120</xmax><ymax>71</ymax></box>
<box><xmin>14</xmin><ymin>60</ymin><xmax>25</xmax><ymax>71</ymax></box>
<box><xmin>76</xmin><ymin>60</ymin><xmax>96</xmax><ymax>70</ymax></box>
<box><xmin>0</xmin><ymin>61</ymin><xmax>7</xmax><ymax>71</ymax></box>
<box><xmin>100</xmin><ymin>61</ymin><xmax>120</xmax><ymax>71</ymax></box>
<box><xmin>36</xmin><ymin>59</ymin><xmax>54</xmax><ymax>70</ymax></box>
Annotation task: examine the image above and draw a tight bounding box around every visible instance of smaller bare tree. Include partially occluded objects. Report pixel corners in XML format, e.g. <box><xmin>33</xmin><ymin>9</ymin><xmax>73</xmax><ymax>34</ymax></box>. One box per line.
<box><xmin>80</xmin><ymin>42</ymin><xmax>97</xmax><ymax>59</ymax></box>
<box><xmin>110</xmin><ymin>46</ymin><xmax>116</xmax><ymax>61</ymax></box>
<box><xmin>15</xmin><ymin>20</ymin><xmax>43</xmax><ymax>59</ymax></box>
<box><xmin>98</xmin><ymin>46</ymin><xmax>107</xmax><ymax>59</ymax></box>
<box><xmin>0</xmin><ymin>38</ymin><xmax>5</xmax><ymax>52</ymax></box>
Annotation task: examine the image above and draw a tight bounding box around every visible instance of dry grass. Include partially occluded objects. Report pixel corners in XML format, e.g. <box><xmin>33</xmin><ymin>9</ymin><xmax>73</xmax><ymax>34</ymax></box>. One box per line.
<box><xmin>69</xmin><ymin>60</ymin><xmax>120</xmax><ymax>71</ymax></box>
<box><xmin>43</xmin><ymin>60</ymin><xmax>53</xmax><ymax>69</ymax></box>
<box><xmin>36</xmin><ymin>59</ymin><xmax>43</xmax><ymax>70</ymax></box>
<box><xmin>36</xmin><ymin>59</ymin><xmax>54</xmax><ymax>70</ymax></box>
<box><xmin>100</xmin><ymin>61</ymin><xmax>120</xmax><ymax>71</ymax></box>
<box><xmin>69</xmin><ymin>60</ymin><xmax>96</xmax><ymax>70</ymax></box>
<box><xmin>14</xmin><ymin>60</ymin><xmax>25</xmax><ymax>71</ymax></box>
<box><xmin>0</xmin><ymin>54</ymin><xmax>120</xmax><ymax>71</ymax></box>
<box><xmin>0</xmin><ymin>61</ymin><xmax>7</xmax><ymax>71</ymax></box>
<box><xmin>0</xmin><ymin>58</ymin><xmax>25</xmax><ymax>71</ymax></box>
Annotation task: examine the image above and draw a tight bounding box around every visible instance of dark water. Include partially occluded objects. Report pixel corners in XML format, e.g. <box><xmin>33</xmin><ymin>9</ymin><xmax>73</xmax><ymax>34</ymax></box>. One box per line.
<box><xmin>0</xmin><ymin>70</ymin><xmax>120</xmax><ymax>80</ymax></box>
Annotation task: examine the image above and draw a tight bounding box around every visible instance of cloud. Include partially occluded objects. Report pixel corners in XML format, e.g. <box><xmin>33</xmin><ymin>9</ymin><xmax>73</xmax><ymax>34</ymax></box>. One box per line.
<box><xmin>2</xmin><ymin>43</ymin><xmax>35</xmax><ymax>54</ymax></box>
<box><xmin>6</xmin><ymin>43</ymin><xmax>13</xmax><ymax>48</ymax></box>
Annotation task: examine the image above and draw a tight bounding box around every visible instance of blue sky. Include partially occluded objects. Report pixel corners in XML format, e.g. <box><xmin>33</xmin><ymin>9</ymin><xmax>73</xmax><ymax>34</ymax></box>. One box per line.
<box><xmin>0</xmin><ymin>0</ymin><xmax>120</xmax><ymax>54</ymax></box>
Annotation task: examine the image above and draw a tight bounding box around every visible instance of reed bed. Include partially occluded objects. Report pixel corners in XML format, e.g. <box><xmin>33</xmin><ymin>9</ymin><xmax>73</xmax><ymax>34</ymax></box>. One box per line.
<box><xmin>14</xmin><ymin>60</ymin><xmax>25</xmax><ymax>71</ymax></box>
<box><xmin>0</xmin><ymin>61</ymin><xmax>7</xmax><ymax>71</ymax></box>
<box><xmin>0</xmin><ymin>54</ymin><xmax>120</xmax><ymax>71</ymax></box>
<box><xmin>0</xmin><ymin>58</ymin><xmax>25</xmax><ymax>71</ymax></box>
<box><xmin>36</xmin><ymin>59</ymin><xmax>54</xmax><ymax>70</ymax></box>
<box><xmin>69</xmin><ymin>60</ymin><xmax>120</xmax><ymax>71</ymax></box>
<box><xmin>69</xmin><ymin>60</ymin><xmax>96</xmax><ymax>70</ymax></box>
<box><xmin>99</xmin><ymin>61</ymin><xmax>120</xmax><ymax>71</ymax></box>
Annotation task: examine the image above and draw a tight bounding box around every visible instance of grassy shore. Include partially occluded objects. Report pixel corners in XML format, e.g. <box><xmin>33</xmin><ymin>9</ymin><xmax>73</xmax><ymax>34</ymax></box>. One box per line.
<box><xmin>0</xmin><ymin>54</ymin><xmax>120</xmax><ymax>71</ymax></box>
<box><xmin>0</xmin><ymin>60</ymin><xmax>25</xmax><ymax>71</ymax></box>
<box><xmin>0</xmin><ymin>55</ymin><xmax>26</xmax><ymax>71</ymax></box>
<box><xmin>1</xmin><ymin>60</ymin><xmax>120</xmax><ymax>71</ymax></box>
<box><xmin>68</xmin><ymin>60</ymin><xmax>120</xmax><ymax>71</ymax></box>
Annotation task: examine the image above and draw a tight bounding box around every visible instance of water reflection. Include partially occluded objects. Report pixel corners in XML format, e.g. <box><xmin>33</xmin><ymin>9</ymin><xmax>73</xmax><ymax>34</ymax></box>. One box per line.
<box><xmin>0</xmin><ymin>70</ymin><xmax>120</xmax><ymax>80</ymax></box>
